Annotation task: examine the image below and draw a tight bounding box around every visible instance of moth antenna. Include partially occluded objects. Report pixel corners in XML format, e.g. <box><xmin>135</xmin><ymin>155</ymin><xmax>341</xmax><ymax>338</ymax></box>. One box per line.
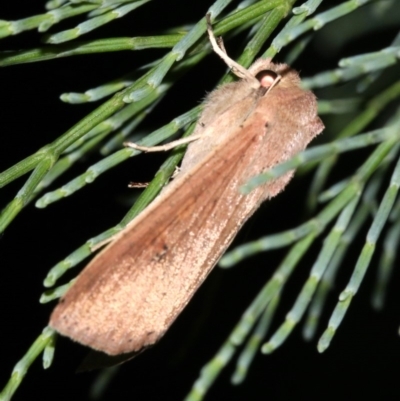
<box><xmin>206</xmin><ymin>14</ymin><xmax>259</xmax><ymax>88</ymax></box>
<box><xmin>216</xmin><ymin>36</ymin><xmax>227</xmax><ymax>55</ymax></box>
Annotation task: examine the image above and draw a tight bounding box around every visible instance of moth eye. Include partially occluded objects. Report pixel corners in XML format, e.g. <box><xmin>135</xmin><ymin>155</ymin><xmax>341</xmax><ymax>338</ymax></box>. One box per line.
<box><xmin>255</xmin><ymin>70</ymin><xmax>277</xmax><ymax>89</ymax></box>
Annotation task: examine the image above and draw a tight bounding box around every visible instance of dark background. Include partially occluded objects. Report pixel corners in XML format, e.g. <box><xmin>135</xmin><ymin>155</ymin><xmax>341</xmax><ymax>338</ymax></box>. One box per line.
<box><xmin>1</xmin><ymin>1</ymin><xmax>399</xmax><ymax>400</ymax></box>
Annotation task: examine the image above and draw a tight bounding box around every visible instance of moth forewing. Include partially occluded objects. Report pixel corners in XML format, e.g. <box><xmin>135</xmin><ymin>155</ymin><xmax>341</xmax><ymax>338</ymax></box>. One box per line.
<box><xmin>50</xmin><ymin>116</ymin><xmax>269</xmax><ymax>355</ymax></box>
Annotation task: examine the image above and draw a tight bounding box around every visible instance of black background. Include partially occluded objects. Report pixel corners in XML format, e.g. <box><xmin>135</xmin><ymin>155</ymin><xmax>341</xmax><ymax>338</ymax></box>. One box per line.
<box><xmin>1</xmin><ymin>1</ymin><xmax>399</xmax><ymax>400</ymax></box>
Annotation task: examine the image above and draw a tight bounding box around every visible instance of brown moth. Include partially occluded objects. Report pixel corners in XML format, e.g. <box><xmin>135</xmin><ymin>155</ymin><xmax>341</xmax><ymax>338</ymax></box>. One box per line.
<box><xmin>49</xmin><ymin>19</ymin><xmax>324</xmax><ymax>356</ymax></box>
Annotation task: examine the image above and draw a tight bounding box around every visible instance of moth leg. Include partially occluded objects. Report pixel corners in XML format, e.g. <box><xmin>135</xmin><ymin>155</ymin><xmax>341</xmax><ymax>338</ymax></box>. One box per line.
<box><xmin>171</xmin><ymin>166</ymin><xmax>181</xmax><ymax>179</ymax></box>
<box><xmin>91</xmin><ymin>237</ymin><xmax>115</xmax><ymax>251</ymax></box>
<box><xmin>128</xmin><ymin>181</ymin><xmax>149</xmax><ymax>188</ymax></box>
<box><xmin>124</xmin><ymin>133</ymin><xmax>205</xmax><ymax>153</ymax></box>
<box><xmin>206</xmin><ymin>13</ymin><xmax>259</xmax><ymax>88</ymax></box>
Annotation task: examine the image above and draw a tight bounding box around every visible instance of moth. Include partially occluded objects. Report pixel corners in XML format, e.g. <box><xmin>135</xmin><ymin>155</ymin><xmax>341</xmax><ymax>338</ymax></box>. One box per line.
<box><xmin>49</xmin><ymin>18</ymin><xmax>324</xmax><ymax>356</ymax></box>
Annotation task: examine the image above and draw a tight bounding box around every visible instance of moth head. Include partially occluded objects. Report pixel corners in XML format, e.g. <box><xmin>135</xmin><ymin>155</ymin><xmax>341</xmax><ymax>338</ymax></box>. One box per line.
<box><xmin>249</xmin><ymin>58</ymin><xmax>301</xmax><ymax>89</ymax></box>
